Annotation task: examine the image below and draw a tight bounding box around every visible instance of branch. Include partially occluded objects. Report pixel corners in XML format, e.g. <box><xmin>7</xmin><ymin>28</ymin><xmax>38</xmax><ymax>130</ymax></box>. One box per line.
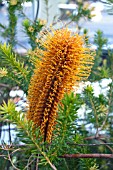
<box><xmin>67</xmin><ymin>143</ymin><xmax>113</xmax><ymax>146</ymax></box>
<box><xmin>84</xmin><ymin>135</ymin><xmax>113</xmax><ymax>153</ymax></box>
<box><xmin>23</xmin><ymin>154</ymin><xmax>36</xmax><ymax>170</ymax></box>
<box><xmin>99</xmin><ymin>98</ymin><xmax>112</xmax><ymax>132</ymax></box>
<box><xmin>84</xmin><ymin>134</ymin><xmax>107</xmax><ymax>140</ymax></box>
<box><xmin>34</xmin><ymin>0</ymin><xmax>39</xmax><ymax>22</ymax></box>
<box><xmin>60</xmin><ymin>154</ymin><xmax>113</xmax><ymax>159</ymax></box>
<box><xmin>0</xmin><ymin>83</ymin><xmax>10</xmax><ymax>88</ymax></box>
<box><xmin>99</xmin><ymin>83</ymin><xmax>113</xmax><ymax>132</ymax></box>
<box><xmin>7</xmin><ymin>151</ymin><xmax>20</xmax><ymax>170</ymax></box>
<box><xmin>90</xmin><ymin>97</ymin><xmax>99</xmax><ymax>136</ymax></box>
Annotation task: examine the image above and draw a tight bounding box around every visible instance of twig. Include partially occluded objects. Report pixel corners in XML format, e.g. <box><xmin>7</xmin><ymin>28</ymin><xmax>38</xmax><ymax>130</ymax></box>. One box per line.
<box><xmin>36</xmin><ymin>157</ymin><xmax>39</xmax><ymax>170</ymax></box>
<box><xmin>99</xmin><ymin>113</ymin><xmax>109</xmax><ymax>132</ymax></box>
<box><xmin>84</xmin><ymin>134</ymin><xmax>107</xmax><ymax>140</ymax></box>
<box><xmin>90</xmin><ymin>98</ymin><xmax>99</xmax><ymax>137</ymax></box>
<box><xmin>23</xmin><ymin>154</ymin><xmax>36</xmax><ymax>170</ymax></box>
<box><xmin>7</xmin><ymin>151</ymin><xmax>20</xmax><ymax>170</ymax></box>
<box><xmin>99</xmin><ymin>0</ymin><xmax>109</xmax><ymax>4</ymax></box>
<box><xmin>16</xmin><ymin>41</ymin><xmax>28</xmax><ymax>50</ymax></box>
<box><xmin>67</xmin><ymin>142</ymin><xmax>113</xmax><ymax>146</ymax></box>
<box><xmin>8</xmin><ymin>123</ymin><xmax>12</xmax><ymax>144</ymax></box>
<box><xmin>0</xmin><ymin>83</ymin><xmax>10</xmax><ymax>88</ymax></box>
<box><xmin>59</xmin><ymin>153</ymin><xmax>113</xmax><ymax>159</ymax></box>
<box><xmin>0</xmin><ymin>154</ymin><xmax>7</xmax><ymax>157</ymax></box>
<box><xmin>99</xmin><ymin>84</ymin><xmax>113</xmax><ymax>132</ymax></box>
<box><xmin>32</xmin><ymin>140</ymin><xmax>57</xmax><ymax>170</ymax></box>
<box><xmin>98</xmin><ymin>139</ymin><xmax>113</xmax><ymax>153</ymax></box>
<box><xmin>34</xmin><ymin>0</ymin><xmax>39</xmax><ymax>22</ymax></box>
<box><xmin>84</xmin><ymin>135</ymin><xmax>113</xmax><ymax>153</ymax></box>
<box><xmin>20</xmin><ymin>10</ymin><xmax>33</xmax><ymax>23</ymax></box>
<box><xmin>11</xmin><ymin>148</ymin><xmax>22</xmax><ymax>155</ymax></box>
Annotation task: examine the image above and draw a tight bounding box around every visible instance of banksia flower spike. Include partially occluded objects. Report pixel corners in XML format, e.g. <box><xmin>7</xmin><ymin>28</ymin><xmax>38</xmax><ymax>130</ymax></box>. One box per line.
<box><xmin>27</xmin><ymin>28</ymin><xmax>94</xmax><ymax>143</ymax></box>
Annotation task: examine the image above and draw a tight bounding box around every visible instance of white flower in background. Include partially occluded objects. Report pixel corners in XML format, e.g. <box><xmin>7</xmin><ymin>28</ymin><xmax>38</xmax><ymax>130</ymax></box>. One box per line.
<box><xmin>9</xmin><ymin>89</ymin><xmax>24</xmax><ymax>98</ymax></box>
<box><xmin>92</xmin><ymin>78</ymin><xmax>112</xmax><ymax>97</ymax></box>
<box><xmin>16</xmin><ymin>90</ymin><xmax>24</xmax><ymax>98</ymax></box>
<box><xmin>9</xmin><ymin>90</ymin><xmax>17</xmax><ymax>98</ymax></box>
<box><xmin>74</xmin><ymin>78</ymin><xmax>112</xmax><ymax>97</ymax></box>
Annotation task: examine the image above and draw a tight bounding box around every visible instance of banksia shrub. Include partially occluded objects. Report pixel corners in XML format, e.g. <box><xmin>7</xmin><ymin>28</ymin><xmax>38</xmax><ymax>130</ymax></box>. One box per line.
<box><xmin>27</xmin><ymin>28</ymin><xmax>94</xmax><ymax>142</ymax></box>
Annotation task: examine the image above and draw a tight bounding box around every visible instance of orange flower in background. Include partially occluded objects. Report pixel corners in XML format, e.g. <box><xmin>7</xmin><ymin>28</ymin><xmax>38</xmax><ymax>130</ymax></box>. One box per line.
<box><xmin>27</xmin><ymin>28</ymin><xmax>94</xmax><ymax>142</ymax></box>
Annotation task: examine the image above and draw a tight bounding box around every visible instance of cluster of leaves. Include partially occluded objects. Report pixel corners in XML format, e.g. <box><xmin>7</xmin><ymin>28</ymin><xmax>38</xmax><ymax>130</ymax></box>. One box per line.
<box><xmin>0</xmin><ymin>93</ymin><xmax>99</xmax><ymax>170</ymax></box>
<box><xmin>0</xmin><ymin>0</ymin><xmax>24</xmax><ymax>46</ymax></box>
<box><xmin>0</xmin><ymin>43</ymin><xmax>33</xmax><ymax>103</ymax></box>
<box><xmin>63</xmin><ymin>0</ymin><xmax>95</xmax><ymax>31</ymax></box>
<box><xmin>0</xmin><ymin>0</ymin><xmax>45</xmax><ymax>104</ymax></box>
<box><xmin>22</xmin><ymin>19</ymin><xmax>46</xmax><ymax>50</ymax></box>
<box><xmin>89</xmin><ymin>30</ymin><xmax>109</xmax><ymax>81</ymax></box>
<box><xmin>104</xmin><ymin>0</ymin><xmax>113</xmax><ymax>14</ymax></box>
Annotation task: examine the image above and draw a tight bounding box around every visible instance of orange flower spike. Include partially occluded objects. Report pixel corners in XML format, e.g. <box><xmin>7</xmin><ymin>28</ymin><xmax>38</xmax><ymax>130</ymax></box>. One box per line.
<box><xmin>27</xmin><ymin>28</ymin><xmax>94</xmax><ymax>142</ymax></box>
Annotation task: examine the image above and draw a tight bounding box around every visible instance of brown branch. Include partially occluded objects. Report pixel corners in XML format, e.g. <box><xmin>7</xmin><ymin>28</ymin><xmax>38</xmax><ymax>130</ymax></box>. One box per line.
<box><xmin>2</xmin><ymin>142</ymin><xmax>113</xmax><ymax>149</ymax></box>
<box><xmin>98</xmin><ymin>139</ymin><xmax>113</xmax><ymax>153</ymax></box>
<box><xmin>7</xmin><ymin>151</ymin><xmax>20</xmax><ymax>170</ymax></box>
<box><xmin>23</xmin><ymin>154</ymin><xmax>36</xmax><ymax>170</ymax></box>
<box><xmin>84</xmin><ymin>134</ymin><xmax>108</xmax><ymax>140</ymax></box>
<box><xmin>84</xmin><ymin>135</ymin><xmax>113</xmax><ymax>153</ymax></box>
<box><xmin>67</xmin><ymin>142</ymin><xmax>113</xmax><ymax>146</ymax></box>
<box><xmin>0</xmin><ymin>83</ymin><xmax>10</xmax><ymax>88</ymax></box>
<box><xmin>60</xmin><ymin>154</ymin><xmax>113</xmax><ymax>159</ymax></box>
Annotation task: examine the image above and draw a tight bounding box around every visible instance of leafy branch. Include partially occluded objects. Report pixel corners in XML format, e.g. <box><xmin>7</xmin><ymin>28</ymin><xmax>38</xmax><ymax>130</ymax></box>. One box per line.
<box><xmin>0</xmin><ymin>43</ymin><xmax>30</xmax><ymax>91</ymax></box>
<box><xmin>0</xmin><ymin>100</ymin><xmax>57</xmax><ymax>170</ymax></box>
